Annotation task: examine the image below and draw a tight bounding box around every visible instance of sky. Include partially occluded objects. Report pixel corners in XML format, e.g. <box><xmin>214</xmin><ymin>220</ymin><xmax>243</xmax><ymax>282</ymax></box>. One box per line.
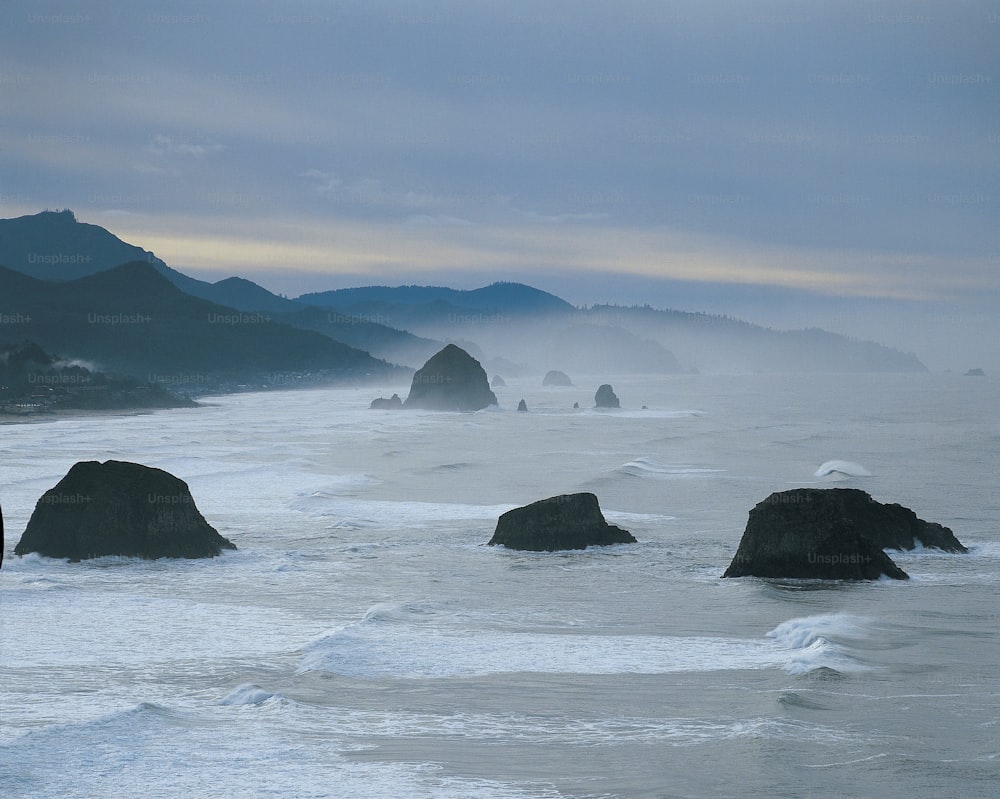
<box><xmin>2</xmin><ymin>0</ymin><xmax>998</xmax><ymax>367</ymax></box>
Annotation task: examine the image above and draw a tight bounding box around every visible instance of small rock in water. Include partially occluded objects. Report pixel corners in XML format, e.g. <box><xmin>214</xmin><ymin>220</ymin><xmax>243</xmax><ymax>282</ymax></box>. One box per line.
<box><xmin>488</xmin><ymin>492</ymin><xmax>636</xmax><ymax>551</ymax></box>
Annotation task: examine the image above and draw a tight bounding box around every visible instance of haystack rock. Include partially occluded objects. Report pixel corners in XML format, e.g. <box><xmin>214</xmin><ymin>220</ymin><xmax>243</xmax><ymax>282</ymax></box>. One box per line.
<box><xmin>722</xmin><ymin>488</ymin><xmax>966</xmax><ymax>581</ymax></box>
<box><xmin>542</xmin><ymin>370</ymin><xmax>573</xmax><ymax>387</ymax></box>
<box><xmin>594</xmin><ymin>384</ymin><xmax>620</xmax><ymax>408</ymax></box>
<box><xmin>402</xmin><ymin>344</ymin><xmax>498</xmax><ymax>411</ymax></box>
<box><xmin>517</xmin><ymin>398</ymin><xmax>528</xmax><ymax>412</ymax></box>
<box><xmin>370</xmin><ymin>393</ymin><xmax>403</xmax><ymax>409</ymax></box>
<box><xmin>488</xmin><ymin>492</ymin><xmax>636</xmax><ymax>551</ymax></box>
<box><xmin>14</xmin><ymin>460</ymin><xmax>235</xmax><ymax>561</ymax></box>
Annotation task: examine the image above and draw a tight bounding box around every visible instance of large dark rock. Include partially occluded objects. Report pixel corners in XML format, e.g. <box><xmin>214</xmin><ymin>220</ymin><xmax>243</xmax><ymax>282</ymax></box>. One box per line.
<box><xmin>488</xmin><ymin>492</ymin><xmax>636</xmax><ymax>551</ymax></box>
<box><xmin>517</xmin><ymin>398</ymin><xmax>528</xmax><ymax>412</ymax></box>
<box><xmin>722</xmin><ymin>488</ymin><xmax>967</xmax><ymax>581</ymax></box>
<box><xmin>403</xmin><ymin>344</ymin><xmax>498</xmax><ymax>411</ymax></box>
<box><xmin>594</xmin><ymin>384</ymin><xmax>620</xmax><ymax>408</ymax></box>
<box><xmin>14</xmin><ymin>460</ymin><xmax>235</xmax><ymax>561</ymax></box>
<box><xmin>542</xmin><ymin>370</ymin><xmax>573</xmax><ymax>386</ymax></box>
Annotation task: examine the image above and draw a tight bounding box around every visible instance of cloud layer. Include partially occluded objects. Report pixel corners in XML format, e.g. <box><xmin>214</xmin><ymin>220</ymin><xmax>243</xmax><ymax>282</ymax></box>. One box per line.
<box><xmin>2</xmin><ymin>0</ymin><xmax>997</xmax><ymax>335</ymax></box>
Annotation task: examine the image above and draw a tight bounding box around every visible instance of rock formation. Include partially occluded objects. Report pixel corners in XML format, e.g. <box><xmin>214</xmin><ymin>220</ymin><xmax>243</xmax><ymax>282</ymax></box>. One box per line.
<box><xmin>370</xmin><ymin>393</ymin><xmax>403</xmax><ymax>409</ymax></box>
<box><xmin>14</xmin><ymin>460</ymin><xmax>235</xmax><ymax>561</ymax></box>
<box><xmin>491</xmin><ymin>375</ymin><xmax>507</xmax><ymax>387</ymax></box>
<box><xmin>488</xmin><ymin>492</ymin><xmax>636</xmax><ymax>551</ymax></box>
<box><xmin>722</xmin><ymin>488</ymin><xmax>966</xmax><ymax>581</ymax></box>
<box><xmin>594</xmin><ymin>384</ymin><xmax>620</xmax><ymax>408</ymax></box>
<box><xmin>517</xmin><ymin>398</ymin><xmax>528</xmax><ymax>412</ymax></box>
<box><xmin>542</xmin><ymin>370</ymin><xmax>573</xmax><ymax>387</ymax></box>
<box><xmin>402</xmin><ymin>344</ymin><xmax>498</xmax><ymax>412</ymax></box>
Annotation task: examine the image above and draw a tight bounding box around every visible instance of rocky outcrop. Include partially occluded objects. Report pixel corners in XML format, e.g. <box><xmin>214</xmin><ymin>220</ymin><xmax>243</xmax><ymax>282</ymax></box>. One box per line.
<box><xmin>14</xmin><ymin>460</ymin><xmax>235</xmax><ymax>561</ymax></box>
<box><xmin>594</xmin><ymin>384</ymin><xmax>620</xmax><ymax>408</ymax></box>
<box><xmin>488</xmin><ymin>492</ymin><xmax>636</xmax><ymax>551</ymax></box>
<box><xmin>722</xmin><ymin>488</ymin><xmax>966</xmax><ymax>581</ymax></box>
<box><xmin>542</xmin><ymin>370</ymin><xmax>573</xmax><ymax>387</ymax></box>
<box><xmin>402</xmin><ymin>344</ymin><xmax>498</xmax><ymax>411</ymax></box>
<box><xmin>491</xmin><ymin>375</ymin><xmax>507</xmax><ymax>387</ymax></box>
<box><xmin>965</xmin><ymin>368</ymin><xmax>985</xmax><ymax>377</ymax></box>
<box><xmin>370</xmin><ymin>393</ymin><xmax>403</xmax><ymax>409</ymax></box>
<box><xmin>517</xmin><ymin>398</ymin><xmax>528</xmax><ymax>412</ymax></box>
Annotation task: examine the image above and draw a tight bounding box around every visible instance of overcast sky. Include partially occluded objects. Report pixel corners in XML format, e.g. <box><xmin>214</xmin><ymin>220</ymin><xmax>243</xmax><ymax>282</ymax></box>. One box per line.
<box><xmin>2</xmin><ymin>0</ymin><xmax>998</xmax><ymax>364</ymax></box>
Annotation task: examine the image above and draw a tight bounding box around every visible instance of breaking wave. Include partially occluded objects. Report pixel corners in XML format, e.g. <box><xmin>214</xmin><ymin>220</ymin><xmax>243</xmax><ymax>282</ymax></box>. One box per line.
<box><xmin>767</xmin><ymin>614</ymin><xmax>874</xmax><ymax>676</ymax></box>
<box><xmin>814</xmin><ymin>460</ymin><xmax>871</xmax><ymax>478</ymax></box>
<box><xmin>298</xmin><ymin>604</ymin><xmax>784</xmax><ymax>679</ymax></box>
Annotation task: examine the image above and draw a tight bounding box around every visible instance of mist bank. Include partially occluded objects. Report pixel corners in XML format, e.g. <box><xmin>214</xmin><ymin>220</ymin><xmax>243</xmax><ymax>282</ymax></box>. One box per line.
<box><xmin>296</xmin><ymin>290</ymin><xmax>927</xmax><ymax>376</ymax></box>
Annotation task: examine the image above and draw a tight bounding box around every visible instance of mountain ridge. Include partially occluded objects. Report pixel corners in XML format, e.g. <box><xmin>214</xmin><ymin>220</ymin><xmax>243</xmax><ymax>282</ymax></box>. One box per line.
<box><xmin>0</xmin><ymin>210</ymin><xmax>929</xmax><ymax>375</ymax></box>
<box><xmin>0</xmin><ymin>260</ymin><xmax>403</xmax><ymax>385</ymax></box>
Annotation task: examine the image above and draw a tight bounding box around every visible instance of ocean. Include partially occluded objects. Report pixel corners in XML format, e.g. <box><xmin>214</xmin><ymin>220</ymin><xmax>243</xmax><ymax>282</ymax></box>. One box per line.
<box><xmin>1</xmin><ymin>373</ymin><xmax>998</xmax><ymax>798</ymax></box>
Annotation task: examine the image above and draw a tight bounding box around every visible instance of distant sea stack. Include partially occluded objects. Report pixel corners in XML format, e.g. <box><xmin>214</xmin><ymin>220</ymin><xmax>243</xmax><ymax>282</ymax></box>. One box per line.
<box><xmin>594</xmin><ymin>384</ymin><xmax>620</xmax><ymax>408</ymax></box>
<box><xmin>722</xmin><ymin>488</ymin><xmax>966</xmax><ymax>581</ymax></box>
<box><xmin>517</xmin><ymin>398</ymin><xmax>528</xmax><ymax>412</ymax></box>
<box><xmin>489</xmin><ymin>492</ymin><xmax>636</xmax><ymax>551</ymax></box>
<box><xmin>370</xmin><ymin>393</ymin><xmax>403</xmax><ymax>409</ymax></box>
<box><xmin>14</xmin><ymin>460</ymin><xmax>235</xmax><ymax>561</ymax></box>
<box><xmin>542</xmin><ymin>370</ymin><xmax>573</xmax><ymax>387</ymax></box>
<box><xmin>402</xmin><ymin>344</ymin><xmax>498</xmax><ymax>412</ymax></box>
<box><xmin>491</xmin><ymin>375</ymin><xmax>507</xmax><ymax>388</ymax></box>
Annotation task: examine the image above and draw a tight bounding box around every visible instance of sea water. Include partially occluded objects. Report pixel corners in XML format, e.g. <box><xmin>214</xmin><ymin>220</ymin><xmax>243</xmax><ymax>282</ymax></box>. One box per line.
<box><xmin>1</xmin><ymin>373</ymin><xmax>998</xmax><ymax>798</ymax></box>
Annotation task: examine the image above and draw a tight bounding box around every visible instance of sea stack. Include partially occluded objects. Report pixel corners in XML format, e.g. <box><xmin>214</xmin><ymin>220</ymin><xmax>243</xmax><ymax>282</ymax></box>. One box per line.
<box><xmin>403</xmin><ymin>344</ymin><xmax>498</xmax><ymax>411</ymax></box>
<box><xmin>370</xmin><ymin>393</ymin><xmax>403</xmax><ymax>409</ymax></box>
<box><xmin>542</xmin><ymin>370</ymin><xmax>573</xmax><ymax>387</ymax></box>
<box><xmin>594</xmin><ymin>384</ymin><xmax>620</xmax><ymax>408</ymax></box>
<box><xmin>489</xmin><ymin>492</ymin><xmax>636</xmax><ymax>551</ymax></box>
<box><xmin>517</xmin><ymin>398</ymin><xmax>528</xmax><ymax>412</ymax></box>
<box><xmin>722</xmin><ymin>488</ymin><xmax>966</xmax><ymax>581</ymax></box>
<box><xmin>14</xmin><ymin>460</ymin><xmax>235</xmax><ymax>561</ymax></box>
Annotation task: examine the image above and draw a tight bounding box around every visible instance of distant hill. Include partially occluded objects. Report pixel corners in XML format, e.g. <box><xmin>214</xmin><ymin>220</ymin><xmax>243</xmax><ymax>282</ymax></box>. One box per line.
<box><xmin>0</xmin><ymin>261</ymin><xmax>402</xmax><ymax>386</ymax></box>
<box><xmin>297</xmin><ymin>281</ymin><xmax>575</xmax><ymax>323</ymax></box>
<box><xmin>581</xmin><ymin>305</ymin><xmax>928</xmax><ymax>373</ymax></box>
<box><xmin>0</xmin><ymin>210</ymin><xmax>302</xmax><ymax>313</ymax></box>
<box><xmin>0</xmin><ymin>209</ymin><xmax>164</xmax><ymax>280</ymax></box>
<box><xmin>273</xmin><ymin>306</ymin><xmax>443</xmax><ymax>367</ymax></box>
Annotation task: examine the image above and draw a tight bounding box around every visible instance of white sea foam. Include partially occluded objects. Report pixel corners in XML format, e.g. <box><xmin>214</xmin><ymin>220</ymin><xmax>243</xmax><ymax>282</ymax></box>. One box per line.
<box><xmin>1</xmin><ymin>702</ymin><xmax>570</xmax><ymax>799</ymax></box>
<box><xmin>814</xmin><ymin>460</ymin><xmax>871</xmax><ymax>478</ymax></box>
<box><xmin>219</xmin><ymin>683</ymin><xmax>281</xmax><ymax>706</ymax></box>
<box><xmin>298</xmin><ymin>605</ymin><xmax>785</xmax><ymax>678</ymax></box>
<box><xmin>617</xmin><ymin>457</ymin><xmax>726</xmax><ymax>479</ymax></box>
<box><xmin>767</xmin><ymin>614</ymin><xmax>873</xmax><ymax>675</ymax></box>
<box><xmin>288</xmin><ymin>495</ymin><xmax>516</xmax><ymax>527</ymax></box>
